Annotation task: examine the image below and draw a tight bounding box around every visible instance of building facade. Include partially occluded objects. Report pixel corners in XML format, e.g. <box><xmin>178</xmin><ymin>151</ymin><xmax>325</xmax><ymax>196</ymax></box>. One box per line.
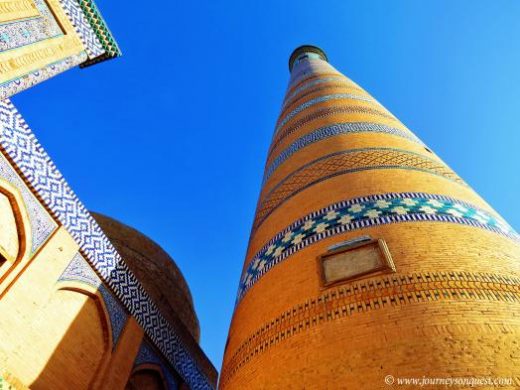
<box><xmin>220</xmin><ymin>46</ymin><xmax>520</xmax><ymax>388</ymax></box>
<box><xmin>0</xmin><ymin>1</ymin><xmax>216</xmax><ymax>389</ymax></box>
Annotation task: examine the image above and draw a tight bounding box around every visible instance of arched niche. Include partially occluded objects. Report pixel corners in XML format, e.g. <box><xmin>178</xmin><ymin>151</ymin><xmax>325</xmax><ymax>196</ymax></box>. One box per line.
<box><xmin>28</xmin><ymin>283</ymin><xmax>112</xmax><ymax>389</ymax></box>
<box><xmin>126</xmin><ymin>364</ymin><xmax>169</xmax><ymax>390</ymax></box>
<box><xmin>0</xmin><ymin>177</ymin><xmax>32</xmax><ymax>293</ymax></box>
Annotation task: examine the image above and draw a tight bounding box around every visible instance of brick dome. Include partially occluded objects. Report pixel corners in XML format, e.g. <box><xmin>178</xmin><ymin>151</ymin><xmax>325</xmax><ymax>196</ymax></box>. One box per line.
<box><xmin>91</xmin><ymin>212</ymin><xmax>200</xmax><ymax>342</ymax></box>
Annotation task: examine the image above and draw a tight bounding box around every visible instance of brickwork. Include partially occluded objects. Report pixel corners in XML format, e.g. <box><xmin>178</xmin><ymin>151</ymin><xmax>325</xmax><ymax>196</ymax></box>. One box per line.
<box><xmin>221</xmin><ymin>47</ymin><xmax>520</xmax><ymax>388</ymax></box>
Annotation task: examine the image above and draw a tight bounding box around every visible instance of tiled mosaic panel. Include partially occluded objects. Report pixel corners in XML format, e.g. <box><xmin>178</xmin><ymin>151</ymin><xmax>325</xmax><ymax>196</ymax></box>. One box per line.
<box><xmin>57</xmin><ymin>0</ymin><xmax>104</xmax><ymax>59</ymax></box>
<box><xmin>134</xmin><ymin>340</ymin><xmax>179</xmax><ymax>390</ymax></box>
<box><xmin>0</xmin><ymin>0</ymin><xmax>107</xmax><ymax>60</ymax></box>
<box><xmin>0</xmin><ymin>52</ymin><xmax>87</xmax><ymax>100</ymax></box>
<box><xmin>254</xmin><ymin>148</ymin><xmax>466</xmax><ymax>232</ymax></box>
<box><xmin>58</xmin><ymin>252</ymin><xmax>128</xmax><ymax>347</ymax></box>
<box><xmin>237</xmin><ymin>192</ymin><xmax>518</xmax><ymax>302</ymax></box>
<box><xmin>263</xmin><ymin>122</ymin><xmax>423</xmax><ymax>185</ymax></box>
<box><xmin>76</xmin><ymin>0</ymin><xmax>121</xmax><ymax>63</ymax></box>
<box><xmin>0</xmin><ymin>0</ymin><xmax>63</xmax><ymax>51</ymax></box>
<box><xmin>0</xmin><ymin>148</ymin><xmax>56</xmax><ymax>254</ymax></box>
<box><xmin>0</xmin><ymin>100</ymin><xmax>213</xmax><ymax>390</ymax></box>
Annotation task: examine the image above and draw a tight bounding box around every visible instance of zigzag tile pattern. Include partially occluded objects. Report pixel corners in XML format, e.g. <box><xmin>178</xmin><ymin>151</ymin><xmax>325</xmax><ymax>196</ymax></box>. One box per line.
<box><xmin>237</xmin><ymin>192</ymin><xmax>518</xmax><ymax>302</ymax></box>
<box><xmin>77</xmin><ymin>0</ymin><xmax>121</xmax><ymax>67</ymax></box>
<box><xmin>57</xmin><ymin>0</ymin><xmax>104</xmax><ymax>58</ymax></box>
<box><xmin>254</xmin><ymin>148</ymin><xmax>466</xmax><ymax>232</ymax></box>
<box><xmin>263</xmin><ymin>122</ymin><xmax>423</xmax><ymax>184</ymax></box>
<box><xmin>0</xmin><ymin>100</ymin><xmax>213</xmax><ymax>390</ymax></box>
<box><xmin>0</xmin><ymin>148</ymin><xmax>57</xmax><ymax>253</ymax></box>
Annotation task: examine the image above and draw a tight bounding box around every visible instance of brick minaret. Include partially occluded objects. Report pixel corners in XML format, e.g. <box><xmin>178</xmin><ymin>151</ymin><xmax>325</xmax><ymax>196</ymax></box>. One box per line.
<box><xmin>220</xmin><ymin>45</ymin><xmax>520</xmax><ymax>388</ymax></box>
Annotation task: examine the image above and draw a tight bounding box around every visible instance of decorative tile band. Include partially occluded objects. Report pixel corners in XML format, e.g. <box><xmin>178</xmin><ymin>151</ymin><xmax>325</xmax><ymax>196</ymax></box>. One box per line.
<box><xmin>77</xmin><ymin>0</ymin><xmax>121</xmax><ymax>66</ymax></box>
<box><xmin>273</xmin><ymin>93</ymin><xmax>377</xmax><ymax>136</ymax></box>
<box><xmin>58</xmin><ymin>252</ymin><xmax>128</xmax><ymax>348</ymax></box>
<box><xmin>281</xmin><ymin>75</ymin><xmax>347</xmax><ymax>110</ymax></box>
<box><xmin>255</xmin><ymin>148</ymin><xmax>466</xmax><ymax>232</ymax></box>
<box><xmin>263</xmin><ymin>122</ymin><xmax>423</xmax><ymax>184</ymax></box>
<box><xmin>0</xmin><ymin>0</ymin><xmax>63</xmax><ymax>51</ymax></box>
<box><xmin>283</xmin><ymin>72</ymin><xmax>345</xmax><ymax>102</ymax></box>
<box><xmin>237</xmin><ymin>192</ymin><xmax>518</xmax><ymax>303</ymax></box>
<box><xmin>279</xmin><ymin>84</ymin><xmax>366</xmax><ymax>120</ymax></box>
<box><xmin>0</xmin><ymin>100</ymin><xmax>213</xmax><ymax>389</ymax></box>
<box><xmin>224</xmin><ymin>272</ymin><xmax>520</xmax><ymax>385</ymax></box>
<box><xmin>0</xmin><ymin>52</ymin><xmax>87</xmax><ymax>99</ymax></box>
<box><xmin>57</xmin><ymin>0</ymin><xmax>105</xmax><ymax>59</ymax></box>
<box><xmin>0</xmin><ymin>149</ymin><xmax>57</xmax><ymax>253</ymax></box>
<box><xmin>267</xmin><ymin>105</ymin><xmax>400</xmax><ymax>162</ymax></box>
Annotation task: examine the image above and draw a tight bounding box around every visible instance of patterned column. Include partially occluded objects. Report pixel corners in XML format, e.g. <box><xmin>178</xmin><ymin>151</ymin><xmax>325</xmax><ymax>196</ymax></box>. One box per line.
<box><xmin>220</xmin><ymin>46</ymin><xmax>520</xmax><ymax>388</ymax></box>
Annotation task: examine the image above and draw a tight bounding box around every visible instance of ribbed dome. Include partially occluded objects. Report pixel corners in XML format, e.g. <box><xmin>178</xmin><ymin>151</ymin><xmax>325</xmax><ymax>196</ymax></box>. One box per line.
<box><xmin>91</xmin><ymin>212</ymin><xmax>200</xmax><ymax>342</ymax></box>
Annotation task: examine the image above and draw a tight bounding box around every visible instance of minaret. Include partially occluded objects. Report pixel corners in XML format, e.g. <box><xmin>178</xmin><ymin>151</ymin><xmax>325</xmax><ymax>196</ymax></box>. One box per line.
<box><xmin>220</xmin><ymin>45</ymin><xmax>520</xmax><ymax>388</ymax></box>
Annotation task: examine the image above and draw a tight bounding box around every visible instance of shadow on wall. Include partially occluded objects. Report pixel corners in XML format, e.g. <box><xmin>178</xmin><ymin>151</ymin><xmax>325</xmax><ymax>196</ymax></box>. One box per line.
<box><xmin>31</xmin><ymin>286</ymin><xmax>111</xmax><ymax>389</ymax></box>
<box><xmin>0</xmin><ymin>278</ymin><xmax>173</xmax><ymax>390</ymax></box>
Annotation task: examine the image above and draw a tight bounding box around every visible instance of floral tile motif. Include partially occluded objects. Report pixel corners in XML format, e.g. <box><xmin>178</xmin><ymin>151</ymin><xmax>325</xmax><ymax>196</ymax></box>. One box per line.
<box><xmin>0</xmin><ymin>0</ymin><xmax>63</xmax><ymax>51</ymax></box>
<box><xmin>0</xmin><ymin>52</ymin><xmax>87</xmax><ymax>100</ymax></box>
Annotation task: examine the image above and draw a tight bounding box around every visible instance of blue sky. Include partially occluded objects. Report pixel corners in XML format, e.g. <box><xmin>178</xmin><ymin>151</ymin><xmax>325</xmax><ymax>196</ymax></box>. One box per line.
<box><xmin>12</xmin><ymin>0</ymin><xmax>520</xmax><ymax>371</ymax></box>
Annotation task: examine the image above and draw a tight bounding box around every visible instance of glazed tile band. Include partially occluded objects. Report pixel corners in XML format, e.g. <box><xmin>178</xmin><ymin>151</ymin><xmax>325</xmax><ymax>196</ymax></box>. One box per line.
<box><xmin>77</xmin><ymin>0</ymin><xmax>122</xmax><ymax>66</ymax></box>
<box><xmin>281</xmin><ymin>75</ymin><xmax>348</xmax><ymax>110</ymax></box>
<box><xmin>254</xmin><ymin>148</ymin><xmax>466</xmax><ymax>232</ymax></box>
<box><xmin>0</xmin><ymin>53</ymin><xmax>88</xmax><ymax>100</ymax></box>
<box><xmin>279</xmin><ymin>84</ymin><xmax>366</xmax><ymax>120</ymax></box>
<box><xmin>263</xmin><ymin>122</ymin><xmax>423</xmax><ymax>185</ymax></box>
<box><xmin>283</xmin><ymin>72</ymin><xmax>345</xmax><ymax>100</ymax></box>
<box><xmin>57</xmin><ymin>0</ymin><xmax>105</xmax><ymax>58</ymax></box>
<box><xmin>236</xmin><ymin>192</ymin><xmax>518</xmax><ymax>303</ymax></box>
<box><xmin>273</xmin><ymin>93</ymin><xmax>377</xmax><ymax>136</ymax></box>
<box><xmin>267</xmin><ymin>105</ymin><xmax>400</xmax><ymax>162</ymax></box>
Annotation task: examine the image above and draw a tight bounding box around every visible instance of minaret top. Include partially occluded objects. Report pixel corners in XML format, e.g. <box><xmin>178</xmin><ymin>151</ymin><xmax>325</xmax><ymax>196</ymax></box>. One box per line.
<box><xmin>288</xmin><ymin>45</ymin><xmax>328</xmax><ymax>72</ymax></box>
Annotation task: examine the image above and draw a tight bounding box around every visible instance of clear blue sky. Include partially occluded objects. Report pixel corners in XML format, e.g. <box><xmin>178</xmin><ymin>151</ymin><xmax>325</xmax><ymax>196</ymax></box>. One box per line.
<box><xmin>12</xmin><ymin>0</ymin><xmax>520</xmax><ymax>371</ymax></box>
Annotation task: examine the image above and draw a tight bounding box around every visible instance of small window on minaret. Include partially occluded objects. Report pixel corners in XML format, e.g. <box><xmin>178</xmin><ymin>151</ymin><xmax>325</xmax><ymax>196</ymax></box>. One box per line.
<box><xmin>317</xmin><ymin>238</ymin><xmax>395</xmax><ymax>287</ymax></box>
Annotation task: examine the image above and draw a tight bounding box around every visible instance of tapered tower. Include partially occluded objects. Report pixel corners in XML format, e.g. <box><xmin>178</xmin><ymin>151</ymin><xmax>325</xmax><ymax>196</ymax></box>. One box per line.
<box><xmin>220</xmin><ymin>45</ymin><xmax>520</xmax><ymax>388</ymax></box>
